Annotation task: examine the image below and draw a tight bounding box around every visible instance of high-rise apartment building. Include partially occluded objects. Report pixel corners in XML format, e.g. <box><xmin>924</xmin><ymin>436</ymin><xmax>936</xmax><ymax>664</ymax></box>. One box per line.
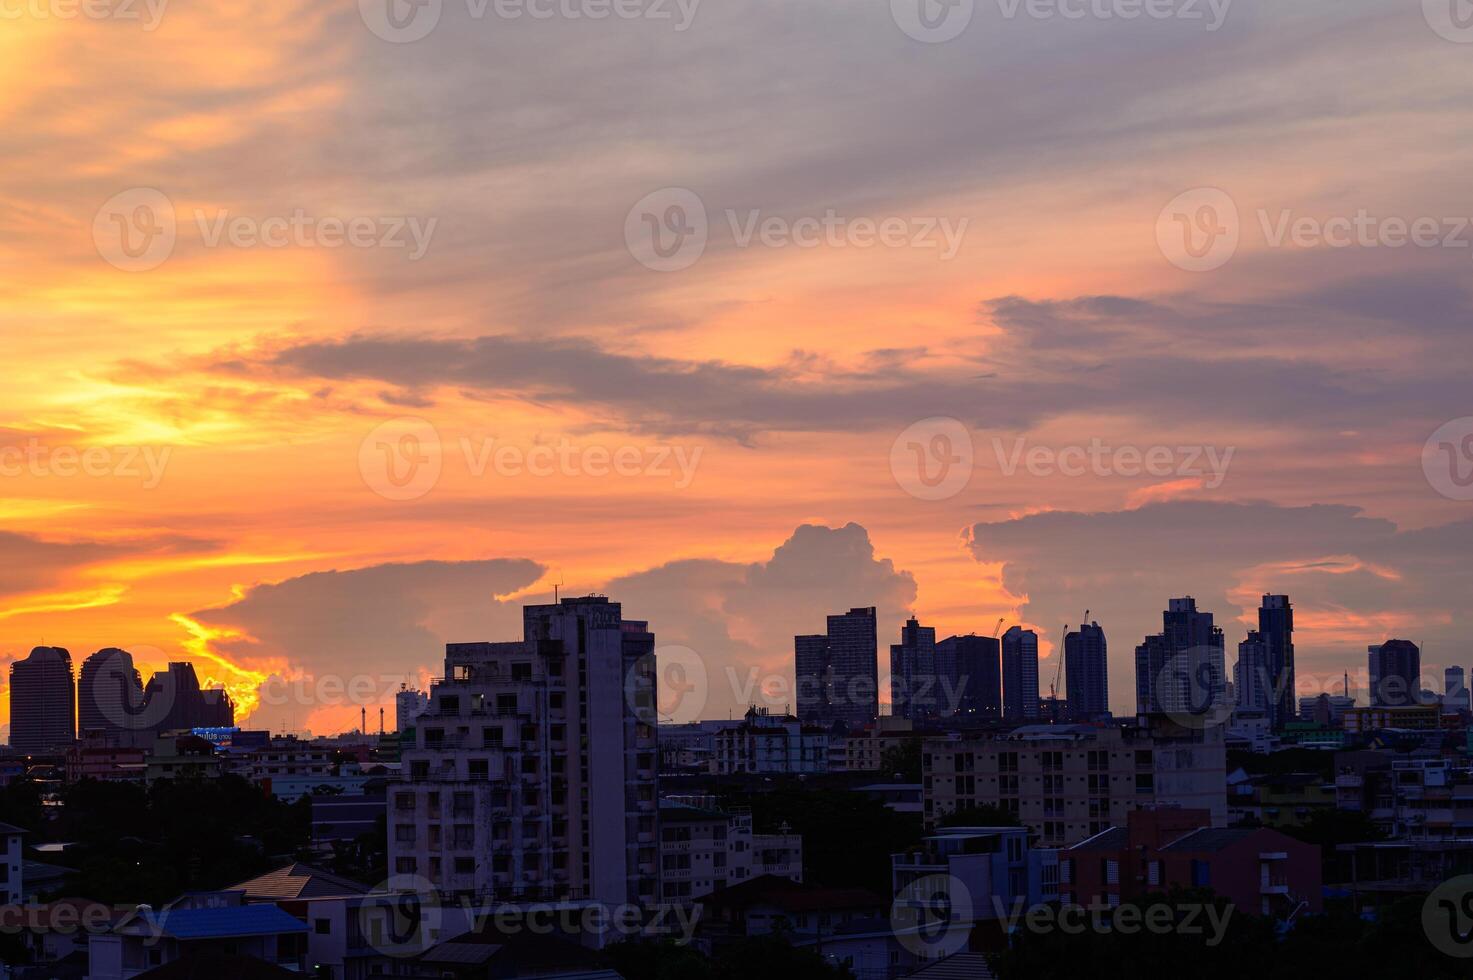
<box><xmin>9</xmin><ymin>646</ymin><xmax>76</xmax><ymax>754</ymax></box>
<box><xmin>143</xmin><ymin>662</ymin><xmax>235</xmax><ymax>731</ymax></box>
<box><xmin>1135</xmin><ymin>598</ymin><xmax>1226</xmax><ymax>720</ymax></box>
<box><xmin>890</xmin><ymin>617</ymin><xmax>937</xmax><ymax>720</ymax></box>
<box><xmin>937</xmin><ymin>634</ymin><xmax>1001</xmax><ymax>720</ymax></box>
<box><xmin>78</xmin><ymin>648</ymin><xmax>146</xmax><ymax>741</ymax></box>
<box><xmin>1445</xmin><ymin>666</ymin><xmax>1469</xmax><ymax>712</ymax></box>
<box><xmin>1001</xmin><ymin>627</ymin><xmax>1040</xmax><ymax>722</ymax></box>
<box><xmin>1235</xmin><ymin>632</ymin><xmax>1268</xmax><ymax>715</ymax></box>
<box><xmin>1258</xmin><ymin>595</ymin><xmax>1295</xmax><ymax>730</ymax></box>
<box><xmin>1368</xmin><ymin>639</ymin><xmax>1422</xmax><ymax>707</ymax></box>
<box><xmin>1063</xmin><ymin>622</ymin><xmax>1108</xmax><ymax>721</ymax></box>
<box><xmin>392</xmin><ymin>596</ymin><xmax>658</xmax><ymax>908</ymax></box>
<box><xmin>794</xmin><ymin>607</ymin><xmax>878</xmax><ymax>729</ymax></box>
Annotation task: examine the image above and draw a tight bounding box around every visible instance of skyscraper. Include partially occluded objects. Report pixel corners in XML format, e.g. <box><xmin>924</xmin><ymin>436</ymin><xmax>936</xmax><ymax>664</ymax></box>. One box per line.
<box><xmin>890</xmin><ymin>617</ymin><xmax>937</xmax><ymax>720</ymax></box>
<box><xmin>393</xmin><ymin>595</ymin><xmax>658</xmax><ymax>908</ymax></box>
<box><xmin>1001</xmin><ymin>626</ymin><xmax>1040</xmax><ymax>722</ymax></box>
<box><xmin>78</xmin><ymin>648</ymin><xmax>147</xmax><ymax>741</ymax></box>
<box><xmin>1064</xmin><ymin>621</ymin><xmax>1109</xmax><ymax>721</ymax></box>
<box><xmin>9</xmin><ymin>646</ymin><xmax>76</xmax><ymax>754</ymax></box>
<box><xmin>144</xmin><ymin>662</ymin><xmax>235</xmax><ymax>731</ymax></box>
<box><xmin>1446</xmin><ymin>666</ymin><xmax>1469</xmax><ymax>712</ymax></box>
<box><xmin>1368</xmin><ymin>639</ymin><xmax>1422</xmax><ymax>707</ymax></box>
<box><xmin>795</xmin><ymin>607</ymin><xmax>878</xmax><ymax>729</ymax></box>
<box><xmin>1258</xmin><ymin>595</ymin><xmax>1295</xmax><ymax>730</ymax></box>
<box><xmin>1235</xmin><ymin>632</ymin><xmax>1269</xmax><ymax>714</ymax></box>
<box><xmin>1135</xmin><ymin>597</ymin><xmax>1226</xmax><ymax>719</ymax></box>
<box><xmin>937</xmin><ymin>634</ymin><xmax>1001</xmax><ymax>719</ymax></box>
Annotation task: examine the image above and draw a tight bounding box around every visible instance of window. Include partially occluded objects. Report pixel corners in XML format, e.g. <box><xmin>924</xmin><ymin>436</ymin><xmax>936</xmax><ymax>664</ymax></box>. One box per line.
<box><xmin>395</xmin><ymin>792</ymin><xmax>416</xmax><ymax>811</ymax></box>
<box><xmin>512</xmin><ymin>662</ymin><xmax>532</xmax><ymax>680</ymax></box>
<box><xmin>1191</xmin><ymin>859</ymin><xmax>1211</xmax><ymax>887</ymax></box>
<box><xmin>314</xmin><ymin>919</ymin><xmax>331</xmax><ymax>935</ymax></box>
<box><xmin>497</xmin><ymin>694</ymin><xmax>517</xmax><ymax>711</ymax></box>
<box><xmin>438</xmin><ymin>696</ymin><xmax>460</xmax><ymax>714</ymax></box>
<box><xmin>394</xmin><ymin>825</ymin><xmax>416</xmax><ymax>843</ymax></box>
<box><xmin>468</xmin><ymin>759</ymin><xmax>489</xmax><ymax>781</ymax></box>
<box><xmin>1104</xmin><ymin>859</ymin><xmax>1119</xmax><ymax>885</ymax></box>
<box><xmin>454</xmin><ymin>857</ymin><xmax>475</xmax><ymax>875</ymax></box>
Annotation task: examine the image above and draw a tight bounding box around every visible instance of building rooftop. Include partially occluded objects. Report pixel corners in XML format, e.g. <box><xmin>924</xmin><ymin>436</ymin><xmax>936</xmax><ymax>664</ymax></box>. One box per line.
<box><xmin>131</xmin><ymin>904</ymin><xmax>308</xmax><ymax>940</ymax></box>
<box><xmin>228</xmin><ymin>863</ymin><xmax>368</xmax><ymax>900</ymax></box>
<box><xmin>904</xmin><ymin>951</ymin><xmax>995</xmax><ymax>979</ymax></box>
<box><xmin>1159</xmin><ymin>828</ymin><xmax>1258</xmax><ymax>853</ymax></box>
<box><xmin>1067</xmin><ymin>827</ymin><xmax>1129</xmax><ymax>852</ymax></box>
<box><xmin>132</xmin><ymin>952</ymin><xmax>300</xmax><ymax>979</ymax></box>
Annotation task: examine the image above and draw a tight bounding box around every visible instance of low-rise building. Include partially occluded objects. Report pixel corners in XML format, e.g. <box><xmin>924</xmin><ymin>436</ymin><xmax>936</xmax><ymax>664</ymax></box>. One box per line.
<box><xmin>712</xmin><ymin>707</ymin><xmax>829</xmax><ymax>775</ymax></box>
<box><xmin>892</xmin><ymin>826</ymin><xmax>1059</xmax><ymax>923</ymax></box>
<box><xmin>0</xmin><ymin>822</ymin><xmax>24</xmax><ymax>904</ymax></box>
<box><xmin>659</xmin><ymin>799</ymin><xmax>802</xmax><ymax>907</ymax></box>
<box><xmin>1343</xmin><ymin>704</ymin><xmax>1441</xmax><ymax>733</ymax></box>
<box><xmin>144</xmin><ymin>734</ymin><xmax>222</xmax><ymax>783</ymax></box>
<box><xmin>1062</xmin><ymin>807</ymin><xmax>1321</xmax><ymax>917</ymax></box>
<box><xmin>88</xmin><ymin>891</ymin><xmax>308</xmax><ymax>979</ymax></box>
<box><xmin>922</xmin><ymin>720</ymin><xmax>1227</xmax><ymax>847</ymax></box>
<box><xmin>696</xmin><ymin>875</ymin><xmax>884</xmax><ymax>946</ymax></box>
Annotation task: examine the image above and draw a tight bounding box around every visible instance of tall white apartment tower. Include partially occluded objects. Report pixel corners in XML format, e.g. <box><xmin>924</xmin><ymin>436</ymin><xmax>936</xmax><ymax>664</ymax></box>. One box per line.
<box><xmin>392</xmin><ymin>596</ymin><xmax>658</xmax><ymax>908</ymax></box>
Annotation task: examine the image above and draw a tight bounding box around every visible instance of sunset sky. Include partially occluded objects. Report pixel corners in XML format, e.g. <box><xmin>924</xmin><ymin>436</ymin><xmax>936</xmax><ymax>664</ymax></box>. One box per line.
<box><xmin>3</xmin><ymin>0</ymin><xmax>1472</xmax><ymax>734</ymax></box>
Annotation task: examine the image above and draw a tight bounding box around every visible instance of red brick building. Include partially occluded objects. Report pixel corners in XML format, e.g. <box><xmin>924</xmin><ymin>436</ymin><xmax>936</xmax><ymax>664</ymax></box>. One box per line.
<box><xmin>1061</xmin><ymin>807</ymin><xmax>1321</xmax><ymax>916</ymax></box>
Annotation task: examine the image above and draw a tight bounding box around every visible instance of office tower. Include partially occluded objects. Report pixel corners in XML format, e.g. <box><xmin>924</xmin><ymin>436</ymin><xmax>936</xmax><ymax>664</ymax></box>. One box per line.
<box><xmin>9</xmin><ymin>646</ymin><xmax>76</xmax><ymax>754</ymax></box>
<box><xmin>1446</xmin><ymin>666</ymin><xmax>1469</xmax><ymax>712</ymax></box>
<box><xmin>1064</xmin><ymin>621</ymin><xmax>1108</xmax><ymax>721</ymax></box>
<box><xmin>937</xmin><ymin>634</ymin><xmax>1001</xmax><ymax>719</ymax></box>
<box><xmin>1135</xmin><ymin>597</ymin><xmax>1226</xmax><ymax>719</ymax></box>
<box><xmin>890</xmin><ymin>617</ymin><xmax>937</xmax><ymax>720</ymax></box>
<box><xmin>78</xmin><ymin>648</ymin><xmax>147</xmax><ymax>740</ymax></box>
<box><xmin>1001</xmin><ymin>626</ymin><xmax>1040</xmax><ymax>722</ymax></box>
<box><xmin>1235</xmin><ymin>632</ymin><xmax>1268</xmax><ymax>714</ymax></box>
<box><xmin>1368</xmin><ymin>639</ymin><xmax>1422</xmax><ymax>707</ymax></box>
<box><xmin>794</xmin><ymin>607</ymin><xmax>878</xmax><ymax>729</ymax></box>
<box><xmin>394</xmin><ymin>596</ymin><xmax>657</xmax><ymax>908</ymax></box>
<box><xmin>143</xmin><ymin>662</ymin><xmax>235</xmax><ymax>731</ymax></box>
<box><xmin>1258</xmin><ymin>595</ymin><xmax>1295</xmax><ymax>730</ymax></box>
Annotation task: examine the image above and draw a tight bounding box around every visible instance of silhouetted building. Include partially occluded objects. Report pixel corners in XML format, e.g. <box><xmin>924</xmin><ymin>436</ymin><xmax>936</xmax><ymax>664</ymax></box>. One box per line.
<box><xmin>1258</xmin><ymin>595</ymin><xmax>1295</xmax><ymax>730</ymax></box>
<box><xmin>1064</xmin><ymin>622</ymin><xmax>1108</xmax><ymax>721</ymax></box>
<box><xmin>78</xmin><ymin>647</ymin><xmax>147</xmax><ymax>741</ymax></box>
<box><xmin>937</xmin><ymin>634</ymin><xmax>1001</xmax><ymax>720</ymax></box>
<box><xmin>1236</xmin><ymin>632</ymin><xmax>1269</xmax><ymax>714</ymax></box>
<box><xmin>1446</xmin><ymin>666</ymin><xmax>1469</xmax><ymax>712</ymax></box>
<box><xmin>8</xmin><ymin>646</ymin><xmax>75</xmax><ymax>754</ymax></box>
<box><xmin>890</xmin><ymin>617</ymin><xmax>937</xmax><ymax>720</ymax></box>
<box><xmin>1135</xmin><ymin>597</ymin><xmax>1226</xmax><ymax>719</ymax></box>
<box><xmin>795</xmin><ymin>607</ymin><xmax>878</xmax><ymax>729</ymax></box>
<box><xmin>1001</xmin><ymin>626</ymin><xmax>1039</xmax><ymax>722</ymax></box>
<box><xmin>144</xmin><ymin>662</ymin><xmax>235</xmax><ymax>731</ymax></box>
<box><xmin>1368</xmin><ymin>639</ymin><xmax>1422</xmax><ymax>707</ymax></box>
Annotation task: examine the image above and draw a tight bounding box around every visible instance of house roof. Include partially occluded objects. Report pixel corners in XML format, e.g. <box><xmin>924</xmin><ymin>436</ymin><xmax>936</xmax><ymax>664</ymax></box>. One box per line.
<box><xmin>134</xmin><ymin>904</ymin><xmax>308</xmax><ymax>940</ymax></box>
<box><xmin>1159</xmin><ymin>828</ymin><xmax>1258</xmax><ymax>853</ymax></box>
<box><xmin>0</xmin><ymin>821</ymin><xmax>28</xmax><ymax>836</ymax></box>
<box><xmin>417</xmin><ymin>924</ymin><xmax>604</xmax><ymax>972</ymax></box>
<box><xmin>904</xmin><ymin>952</ymin><xmax>995</xmax><ymax>979</ymax></box>
<box><xmin>1066</xmin><ymin>827</ymin><xmax>1128</xmax><ymax>852</ymax></box>
<box><xmin>657</xmin><ymin>800</ymin><xmax>727</xmax><ymax>823</ymax></box>
<box><xmin>228</xmin><ymin>863</ymin><xmax>367</xmax><ymax>900</ymax></box>
<box><xmin>132</xmin><ymin>952</ymin><xmax>300</xmax><ymax>979</ymax></box>
<box><xmin>698</xmin><ymin>875</ymin><xmax>882</xmax><ymax>915</ymax></box>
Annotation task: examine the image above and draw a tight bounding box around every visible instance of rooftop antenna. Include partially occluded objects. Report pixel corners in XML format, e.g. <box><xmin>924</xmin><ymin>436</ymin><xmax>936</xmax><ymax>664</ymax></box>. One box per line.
<box><xmin>552</xmin><ymin>567</ymin><xmax>565</xmax><ymax>603</ymax></box>
<box><xmin>379</xmin><ymin>707</ymin><xmax>385</xmax><ymax>735</ymax></box>
<box><xmin>361</xmin><ymin>706</ymin><xmax>367</xmax><ymax>734</ymax></box>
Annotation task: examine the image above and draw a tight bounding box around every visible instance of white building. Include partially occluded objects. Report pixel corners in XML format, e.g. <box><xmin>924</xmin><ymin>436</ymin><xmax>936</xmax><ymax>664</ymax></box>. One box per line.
<box><xmin>892</xmin><ymin>826</ymin><xmax>1059</xmax><ymax>923</ymax></box>
<box><xmin>658</xmin><ymin>799</ymin><xmax>802</xmax><ymax>906</ymax></box>
<box><xmin>712</xmin><ymin>707</ymin><xmax>829</xmax><ymax>775</ymax></box>
<box><xmin>396</xmin><ymin>686</ymin><xmax>429</xmax><ymax>733</ymax></box>
<box><xmin>392</xmin><ymin>596</ymin><xmax>658</xmax><ymax>908</ymax></box>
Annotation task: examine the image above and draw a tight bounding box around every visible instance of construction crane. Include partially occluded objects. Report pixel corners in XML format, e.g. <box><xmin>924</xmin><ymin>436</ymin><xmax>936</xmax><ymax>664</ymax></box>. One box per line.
<box><xmin>1051</xmin><ymin>624</ymin><xmax>1068</xmax><ymax>699</ymax></box>
<box><xmin>992</xmin><ymin>617</ymin><xmax>1005</xmax><ymax>638</ymax></box>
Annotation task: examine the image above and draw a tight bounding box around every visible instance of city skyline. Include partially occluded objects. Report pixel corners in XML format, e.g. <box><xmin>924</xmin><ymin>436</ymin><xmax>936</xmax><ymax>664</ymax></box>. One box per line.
<box><xmin>2</xmin><ymin>2</ymin><xmax>1472</xmax><ymax>742</ymax></box>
